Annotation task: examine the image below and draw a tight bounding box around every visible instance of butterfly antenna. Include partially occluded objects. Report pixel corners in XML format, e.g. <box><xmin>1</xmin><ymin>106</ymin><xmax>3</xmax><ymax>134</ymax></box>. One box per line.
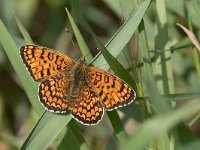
<box><xmin>65</xmin><ymin>28</ymin><xmax>80</xmax><ymax>58</ymax></box>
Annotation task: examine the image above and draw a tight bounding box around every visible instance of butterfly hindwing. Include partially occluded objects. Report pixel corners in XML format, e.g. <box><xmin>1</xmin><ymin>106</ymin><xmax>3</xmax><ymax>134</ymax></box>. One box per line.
<box><xmin>39</xmin><ymin>73</ymin><xmax>70</xmax><ymax>113</ymax></box>
<box><xmin>69</xmin><ymin>83</ymin><xmax>104</xmax><ymax>125</ymax></box>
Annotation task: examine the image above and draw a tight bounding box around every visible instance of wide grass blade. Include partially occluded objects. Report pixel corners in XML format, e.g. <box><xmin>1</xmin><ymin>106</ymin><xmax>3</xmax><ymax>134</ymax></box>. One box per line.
<box><xmin>92</xmin><ymin>0</ymin><xmax>151</xmax><ymax>70</ymax></box>
<box><xmin>20</xmin><ymin>111</ymin><xmax>71</xmax><ymax>150</ymax></box>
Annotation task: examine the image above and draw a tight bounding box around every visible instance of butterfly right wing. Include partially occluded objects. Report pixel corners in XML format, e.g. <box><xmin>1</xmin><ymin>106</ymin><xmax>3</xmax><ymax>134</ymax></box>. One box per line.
<box><xmin>20</xmin><ymin>45</ymin><xmax>75</xmax><ymax>81</ymax></box>
<box><xmin>86</xmin><ymin>67</ymin><xmax>136</xmax><ymax>111</ymax></box>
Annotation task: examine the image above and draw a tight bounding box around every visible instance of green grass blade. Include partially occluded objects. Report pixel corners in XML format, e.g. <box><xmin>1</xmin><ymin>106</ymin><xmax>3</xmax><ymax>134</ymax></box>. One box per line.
<box><xmin>155</xmin><ymin>0</ymin><xmax>174</xmax><ymax>95</ymax></box>
<box><xmin>163</xmin><ymin>92</ymin><xmax>200</xmax><ymax>101</ymax></box>
<box><xmin>20</xmin><ymin>111</ymin><xmax>71</xmax><ymax>150</ymax></box>
<box><xmin>92</xmin><ymin>0</ymin><xmax>151</xmax><ymax>70</ymax></box>
<box><xmin>0</xmin><ymin>19</ymin><xmax>43</xmax><ymax>114</ymax></box>
<box><xmin>106</xmin><ymin>111</ymin><xmax>128</xmax><ymax>143</ymax></box>
<box><xmin>121</xmin><ymin>100</ymin><xmax>200</xmax><ymax>150</ymax></box>
<box><xmin>139</xmin><ymin>20</ymin><xmax>171</xmax><ymax>114</ymax></box>
<box><xmin>170</xmin><ymin>37</ymin><xmax>194</xmax><ymax>50</ymax></box>
<box><xmin>136</xmin><ymin>92</ymin><xmax>200</xmax><ymax>102</ymax></box>
<box><xmin>15</xmin><ymin>16</ymin><xmax>33</xmax><ymax>44</ymax></box>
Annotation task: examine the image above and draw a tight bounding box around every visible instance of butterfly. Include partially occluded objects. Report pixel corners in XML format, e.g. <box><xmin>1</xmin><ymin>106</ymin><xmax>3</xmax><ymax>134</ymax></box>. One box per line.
<box><xmin>20</xmin><ymin>45</ymin><xmax>136</xmax><ymax>125</ymax></box>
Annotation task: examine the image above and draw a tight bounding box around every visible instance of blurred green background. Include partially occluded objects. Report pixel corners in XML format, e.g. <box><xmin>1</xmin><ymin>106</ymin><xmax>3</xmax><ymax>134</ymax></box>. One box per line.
<box><xmin>0</xmin><ymin>0</ymin><xmax>200</xmax><ymax>150</ymax></box>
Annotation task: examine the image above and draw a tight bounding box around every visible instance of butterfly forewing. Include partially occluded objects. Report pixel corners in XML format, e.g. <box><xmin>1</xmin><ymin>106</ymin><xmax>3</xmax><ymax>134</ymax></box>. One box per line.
<box><xmin>20</xmin><ymin>45</ymin><xmax>75</xmax><ymax>81</ymax></box>
<box><xmin>86</xmin><ymin>67</ymin><xmax>136</xmax><ymax>110</ymax></box>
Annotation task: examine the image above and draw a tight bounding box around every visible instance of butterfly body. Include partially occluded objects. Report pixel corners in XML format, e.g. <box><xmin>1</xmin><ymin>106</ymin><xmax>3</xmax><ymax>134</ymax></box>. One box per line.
<box><xmin>68</xmin><ymin>62</ymin><xmax>87</xmax><ymax>98</ymax></box>
<box><xmin>20</xmin><ymin>45</ymin><xmax>136</xmax><ymax>125</ymax></box>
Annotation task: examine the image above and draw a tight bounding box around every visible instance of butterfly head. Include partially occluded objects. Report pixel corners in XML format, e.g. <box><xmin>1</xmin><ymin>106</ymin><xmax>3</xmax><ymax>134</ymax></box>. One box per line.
<box><xmin>79</xmin><ymin>56</ymin><xmax>86</xmax><ymax>65</ymax></box>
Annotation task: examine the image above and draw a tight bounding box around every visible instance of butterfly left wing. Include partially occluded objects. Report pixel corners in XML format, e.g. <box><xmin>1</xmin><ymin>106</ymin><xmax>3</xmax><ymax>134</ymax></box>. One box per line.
<box><xmin>86</xmin><ymin>67</ymin><xmax>136</xmax><ymax>110</ymax></box>
<box><xmin>69</xmin><ymin>84</ymin><xmax>104</xmax><ymax>125</ymax></box>
<box><xmin>39</xmin><ymin>73</ymin><xmax>71</xmax><ymax>113</ymax></box>
<box><xmin>20</xmin><ymin>45</ymin><xmax>75</xmax><ymax>81</ymax></box>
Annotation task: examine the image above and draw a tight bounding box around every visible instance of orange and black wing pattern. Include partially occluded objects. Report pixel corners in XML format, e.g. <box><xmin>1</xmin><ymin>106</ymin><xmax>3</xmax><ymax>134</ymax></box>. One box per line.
<box><xmin>20</xmin><ymin>44</ymin><xmax>136</xmax><ymax>125</ymax></box>
<box><xmin>39</xmin><ymin>73</ymin><xmax>70</xmax><ymax>113</ymax></box>
<box><xmin>69</xmin><ymin>84</ymin><xmax>104</xmax><ymax>125</ymax></box>
<box><xmin>20</xmin><ymin>45</ymin><xmax>75</xmax><ymax>81</ymax></box>
<box><xmin>86</xmin><ymin>67</ymin><xmax>136</xmax><ymax>110</ymax></box>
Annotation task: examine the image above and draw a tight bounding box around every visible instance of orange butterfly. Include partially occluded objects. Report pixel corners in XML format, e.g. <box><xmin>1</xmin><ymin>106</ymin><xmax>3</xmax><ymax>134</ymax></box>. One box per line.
<box><xmin>20</xmin><ymin>45</ymin><xmax>136</xmax><ymax>125</ymax></box>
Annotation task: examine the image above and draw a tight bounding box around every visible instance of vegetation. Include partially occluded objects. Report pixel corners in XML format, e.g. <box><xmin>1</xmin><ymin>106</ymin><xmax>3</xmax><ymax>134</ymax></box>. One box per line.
<box><xmin>0</xmin><ymin>0</ymin><xmax>200</xmax><ymax>150</ymax></box>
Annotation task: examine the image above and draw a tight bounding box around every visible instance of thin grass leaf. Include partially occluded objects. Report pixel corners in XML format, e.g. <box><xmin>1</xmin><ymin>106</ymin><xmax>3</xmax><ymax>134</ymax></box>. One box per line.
<box><xmin>95</xmin><ymin>37</ymin><xmax>137</xmax><ymax>88</ymax></box>
<box><xmin>0</xmin><ymin>19</ymin><xmax>43</xmax><ymax>114</ymax></box>
<box><xmin>136</xmin><ymin>92</ymin><xmax>200</xmax><ymax>102</ymax></box>
<box><xmin>15</xmin><ymin>16</ymin><xmax>33</xmax><ymax>44</ymax></box>
<box><xmin>94</xmin><ymin>37</ymin><xmax>136</xmax><ymax>143</ymax></box>
<box><xmin>106</xmin><ymin>110</ymin><xmax>128</xmax><ymax>143</ymax></box>
<box><xmin>162</xmin><ymin>92</ymin><xmax>200</xmax><ymax>101</ymax></box>
<box><xmin>121</xmin><ymin>100</ymin><xmax>200</xmax><ymax>150</ymax></box>
<box><xmin>170</xmin><ymin>37</ymin><xmax>194</xmax><ymax>50</ymax></box>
